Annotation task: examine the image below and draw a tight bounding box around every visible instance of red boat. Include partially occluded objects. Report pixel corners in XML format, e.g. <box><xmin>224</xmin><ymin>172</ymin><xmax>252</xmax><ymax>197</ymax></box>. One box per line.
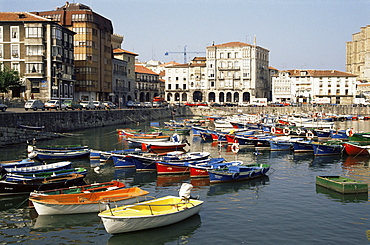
<box><xmin>141</xmin><ymin>142</ymin><xmax>187</xmax><ymax>153</ymax></box>
<box><xmin>342</xmin><ymin>142</ymin><xmax>370</xmax><ymax>156</ymax></box>
<box><xmin>189</xmin><ymin>165</ymin><xmax>209</xmax><ymax>178</ymax></box>
<box><xmin>156</xmin><ymin>161</ymin><xmax>190</xmax><ymax>175</ymax></box>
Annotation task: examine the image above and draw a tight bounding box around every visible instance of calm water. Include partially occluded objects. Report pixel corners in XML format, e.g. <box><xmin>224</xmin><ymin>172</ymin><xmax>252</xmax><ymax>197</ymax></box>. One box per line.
<box><xmin>0</xmin><ymin>119</ymin><xmax>369</xmax><ymax>244</ymax></box>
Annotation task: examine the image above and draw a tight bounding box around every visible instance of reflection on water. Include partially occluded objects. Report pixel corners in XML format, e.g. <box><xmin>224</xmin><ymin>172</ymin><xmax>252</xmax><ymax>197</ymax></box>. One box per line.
<box><xmin>132</xmin><ymin>171</ymin><xmax>157</xmax><ymax>185</ymax></box>
<box><xmin>156</xmin><ymin>174</ymin><xmax>190</xmax><ymax>187</ymax></box>
<box><xmin>310</xmin><ymin>155</ymin><xmax>342</xmax><ymax>167</ymax></box>
<box><xmin>315</xmin><ymin>185</ymin><xmax>368</xmax><ymax>203</ymax></box>
<box><xmin>208</xmin><ymin>176</ymin><xmax>270</xmax><ymax>196</ymax></box>
<box><xmin>107</xmin><ymin>214</ymin><xmax>201</xmax><ymax>245</ymax></box>
<box><xmin>0</xmin><ymin>195</ymin><xmax>29</xmax><ymax>211</ymax></box>
<box><xmin>32</xmin><ymin>212</ymin><xmax>101</xmax><ymax>231</ymax></box>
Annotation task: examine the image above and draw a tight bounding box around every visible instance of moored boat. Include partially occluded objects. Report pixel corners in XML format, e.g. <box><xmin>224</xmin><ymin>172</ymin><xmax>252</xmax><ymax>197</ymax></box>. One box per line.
<box><xmin>2</xmin><ymin>161</ymin><xmax>72</xmax><ymax>174</ymax></box>
<box><xmin>29</xmin><ymin>185</ymin><xmax>149</xmax><ymax>215</ymax></box>
<box><xmin>208</xmin><ymin>163</ymin><xmax>270</xmax><ymax>183</ymax></box>
<box><xmin>342</xmin><ymin>142</ymin><xmax>370</xmax><ymax>156</ymax></box>
<box><xmin>29</xmin><ymin>149</ymin><xmax>90</xmax><ymax>161</ymax></box>
<box><xmin>311</xmin><ymin>141</ymin><xmax>343</xmax><ymax>156</ymax></box>
<box><xmin>315</xmin><ymin>175</ymin><xmax>368</xmax><ymax>194</ymax></box>
<box><xmin>98</xmin><ymin>183</ymin><xmax>203</xmax><ymax>234</ymax></box>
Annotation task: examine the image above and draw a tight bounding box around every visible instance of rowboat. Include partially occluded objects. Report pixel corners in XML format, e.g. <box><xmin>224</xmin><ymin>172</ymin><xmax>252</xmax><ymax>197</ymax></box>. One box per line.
<box><xmin>150</xmin><ymin>126</ymin><xmax>191</xmax><ymax>135</ymax></box>
<box><xmin>187</xmin><ymin>159</ymin><xmax>239</xmax><ymax>178</ymax></box>
<box><xmin>315</xmin><ymin>176</ymin><xmax>368</xmax><ymax>194</ymax></box>
<box><xmin>0</xmin><ymin>173</ymin><xmax>86</xmax><ymax>196</ymax></box>
<box><xmin>27</xmin><ymin>144</ymin><xmax>89</xmax><ymax>153</ymax></box>
<box><xmin>0</xmin><ymin>158</ymin><xmax>36</xmax><ymax>168</ymax></box>
<box><xmin>2</xmin><ymin>161</ymin><xmax>72</xmax><ymax>174</ymax></box>
<box><xmin>342</xmin><ymin>142</ymin><xmax>370</xmax><ymax>156</ymax></box>
<box><xmin>127</xmin><ymin>135</ymin><xmax>171</xmax><ymax>142</ymax></box>
<box><xmin>156</xmin><ymin>157</ymin><xmax>224</xmax><ymax>175</ymax></box>
<box><xmin>2</xmin><ymin>167</ymin><xmax>87</xmax><ymax>182</ymax></box>
<box><xmin>208</xmin><ymin>163</ymin><xmax>271</xmax><ymax>183</ymax></box>
<box><xmin>30</xmin><ymin>185</ymin><xmax>149</xmax><ymax>215</ymax></box>
<box><xmin>311</xmin><ymin>141</ymin><xmax>343</xmax><ymax>156</ymax></box>
<box><xmin>98</xmin><ymin>183</ymin><xmax>203</xmax><ymax>234</ymax></box>
<box><xmin>29</xmin><ymin>149</ymin><xmax>90</xmax><ymax>161</ymax></box>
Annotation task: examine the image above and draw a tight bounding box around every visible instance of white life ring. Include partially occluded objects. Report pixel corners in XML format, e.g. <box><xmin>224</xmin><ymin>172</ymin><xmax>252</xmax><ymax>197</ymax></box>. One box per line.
<box><xmin>231</xmin><ymin>142</ymin><xmax>240</xmax><ymax>153</ymax></box>
<box><xmin>283</xmin><ymin>127</ymin><xmax>290</xmax><ymax>136</ymax></box>
<box><xmin>306</xmin><ymin>130</ymin><xmax>314</xmax><ymax>140</ymax></box>
<box><xmin>270</xmin><ymin>127</ymin><xmax>276</xmax><ymax>134</ymax></box>
<box><xmin>296</xmin><ymin>128</ymin><xmax>303</xmax><ymax>135</ymax></box>
<box><xmin>346</xmin><ymin>128</ymin><xmax>354</xmax><ymax>137</ymax></box>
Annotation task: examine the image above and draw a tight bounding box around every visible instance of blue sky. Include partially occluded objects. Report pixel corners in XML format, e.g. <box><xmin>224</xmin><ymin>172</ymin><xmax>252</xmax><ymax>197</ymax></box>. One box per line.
<box><xmin>1</xmin><ymin>0</ymin><xmax>369</xmax><ymax>71</ymax></box>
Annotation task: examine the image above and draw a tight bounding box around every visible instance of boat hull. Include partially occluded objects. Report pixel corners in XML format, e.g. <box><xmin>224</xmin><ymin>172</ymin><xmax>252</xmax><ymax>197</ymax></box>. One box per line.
<box><xmin>208</xmin><ymin>164</ymin><xmax>270</xmax><ymax>183</ymax></box>
<box><xmin>316</xmin><ymin>176</ymin><xmax>368</xmax><ymax>194</ymax></box>
<box><xmin>156</xmin><ymin>162</ymin><xmax>189</xmax><ymax>175</ymax></box>
<box><xmin>342</xmin><ymin>142</ymin><xmax>370</xmax><ymax>156</ymax></box>
<box><xmin>311</xmin><ymin>143</ymin><xmax>342</xmax><ymax>156</ymax></box>
<box><xmin>99</xmin><ymin>196</ymin><xmax>203</xmax><ymax>234</ymax></box>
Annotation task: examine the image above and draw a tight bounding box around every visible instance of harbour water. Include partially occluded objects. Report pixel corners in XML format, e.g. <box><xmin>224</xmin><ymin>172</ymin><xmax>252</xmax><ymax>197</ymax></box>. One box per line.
<box><xmin>0</xmin><ymin>119</ymin><xmax>369</xmax><ymax>244</ymax></box>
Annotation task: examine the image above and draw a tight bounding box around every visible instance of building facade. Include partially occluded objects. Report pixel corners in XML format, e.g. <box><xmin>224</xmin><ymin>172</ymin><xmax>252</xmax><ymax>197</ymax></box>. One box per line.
<box><xmin>113</xmin><ymin>48</ymin><xmax>137</xmax><ymax>105</ymax></box>
<box><xmin>135</xmin><ymin>65</ymin><xmax>161</xmax><ymax>102</ymax></box>
<box><xmin>36</xmin><ymin>2</ymin><xmax>113</xmax><ymax>102</ymax></box>
<box><xmin>272</xmin><ymin>70</ymin><xmax>357</xmax><ymax>104</ymax></box>
<box><xmin>0</xmin><ymin>12</ymin><xmax>75</xmax><ymax>102</ymax></box>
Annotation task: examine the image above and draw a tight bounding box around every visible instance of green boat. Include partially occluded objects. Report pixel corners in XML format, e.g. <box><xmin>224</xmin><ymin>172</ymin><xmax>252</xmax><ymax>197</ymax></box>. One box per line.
<box><xmin>316</xmin><ymin>176</ymin><xmax>368</xmax><ymax>194</ymax></box>
<box><xmin>349</xmin><ymin>132</ymin><xmax>370</xmax><ymax>142</ymax></box>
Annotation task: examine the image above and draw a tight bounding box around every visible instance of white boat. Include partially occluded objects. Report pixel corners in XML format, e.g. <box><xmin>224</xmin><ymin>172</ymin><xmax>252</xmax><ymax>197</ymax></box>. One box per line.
<box><xmin>98</xmin><ymin>183</ymin><xmax>203</xmax><ymax>234</ymax></box>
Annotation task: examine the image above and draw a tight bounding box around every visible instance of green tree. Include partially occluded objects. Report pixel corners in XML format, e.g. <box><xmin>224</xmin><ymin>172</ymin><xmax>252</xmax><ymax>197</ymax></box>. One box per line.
<box><xmin>0</xmin><ymin>65</ymin><xmax>21</xmax><ymax>93</ymax></box>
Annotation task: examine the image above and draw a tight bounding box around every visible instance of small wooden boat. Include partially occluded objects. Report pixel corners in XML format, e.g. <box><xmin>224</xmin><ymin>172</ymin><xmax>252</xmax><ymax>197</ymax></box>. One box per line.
<box><xmin>150</xmin><ymin>126</ymin><xmax>191</xmax><ymax>135</ymax></box>
<box><xmin>311</xmin><ymin>141</ymin><xmax>343</xmax><ymax>156</ymax></box>
<box><xmin>127</xmin><ymin>135</ymin><xmax>171</xmax><ymax>142</ymax></box>
<box><xmin>19</xmin><ymin>124</ymin><xmax>45</xmax><ymax>130</ymax></box>
<box><xmin>208</xmin><ymin>163</ymin><xmax>270</xmax><ymax>183</ymax></box>
<box><xmin>29</xmin><ymin>149</ymin><xmax>90</xmax><ymax>161</ymax></box>
<box><xmin>2</xmin><ymin>161</ymin><xmax>72</xmax><ymax>174</ymax></box>
<box><xmin>315</xmin><ymin>176</ymin><xmax>368</xmax><ymax>194</ymax></box>
<box><xmin>0</xmin><ymin>158</ymin><xmax>36</xmax><ymax>168</ymax></box>
<box><xmin>30</xmin><ymin>185</ymin><xmax>149</xmax><ymax>215</ymax></box>
<box><xmin>29</xmin><ymin>180</ymin><xmax>125</xmax><ymax>196</ymax></box>
<box><xmin>98</xmin><ymin>183</ymin><xmax>203</xmax><ymax>234</ymax></box>
<box><xmin>0</xmin><ymin>173</ymin><xmax>86</xmax><ymax>196</ymax></box>
<box><xmin>342</xmin><ymin>142</ymin><xmax>370</xmax><ymax>156</ymax></box>
<box><xmin>156</xmin><ymin>157</ymin><xmax>224</xmax><ymax>175</ymax></box>
<box><xmin>28</xmin><ymin>144</ymin><xmax>89</xmax><ymax>153</ymax></box>
<box><xmin>2</xmin><ymin>167</ymin><xmax>87</xmax><ymax>182</ymax></box>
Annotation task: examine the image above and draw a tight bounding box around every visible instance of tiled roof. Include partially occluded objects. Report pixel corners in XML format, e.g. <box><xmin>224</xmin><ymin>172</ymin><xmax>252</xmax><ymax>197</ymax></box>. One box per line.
<box><xmin>160</xmin><ymin>61</ymin><xmax>180</xmax><ymax>67</ymax></box>
<box><xmin>0</xmin><ymin>12</ymin><xmax>50</xmax><ymax>22</ymax></box>
<box><xmin>208</xmin><ymin>41</ymin><xmax>252</xmax><ymax>48</ymax></box>
<box><xmin>284</xmin><ymin>69</ymin><xmax>357</xmax><ymax>77</ymax></box>
<box><xmin>135</xmin><ymin>65</ymin><xmax>159</xmax><ymax>75</ymax></box>
<box><xmin>113</xmin><ymin>48</ymin><xmax>138</xmax><ymax>56</ymax></box>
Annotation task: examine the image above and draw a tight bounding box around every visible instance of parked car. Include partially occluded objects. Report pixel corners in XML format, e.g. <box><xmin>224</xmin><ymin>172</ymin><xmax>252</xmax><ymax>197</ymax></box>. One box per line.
<box><xmin>152</xmin><ymin>101</ymin><xmax>162</xmax><ymax>108</ymax></box>
<box><xmin>103</xmin><ymin>101</ymin><xmax>117</xmax><ymax>109</ymax></box>
<box><xmin>80</xmin><ymin>101</ymin><xmax>95</xmax><ymax>110</ymax></box>
<box><xmin>44</xmin><ymin>100</ymin><xmax>67</xmax><ymax>110</ymax></box>
<box><xmin>63</xmin><ymin>100</ymin><xmax>83</xmax><ymax>110</ymax></box>
<box><xmin>143</xmin><ymin>102</ymin><xmax>152</xmax><ymax>108</ymax></box>
<box><xmin>133</xmin><ymin>102</ymin><xmax>142</xmax><ymax>107</ymax></box>
<box><xmin>126</xmin><ymin>101</ymin><xmax>134</xmax><ymax>107</ymax></box>
<box><xmin>24</xmin><ymin>100</ymin><xmax>45</xmax><ymax>111</ymax></box>
<box><xmin>93</xmin><ymin>101</ymin><xmax>105</xmax><ymax>110</ymax></box>
<box><xmin>0</xmin><ymin>103</ymin><xmax>7</xmax><ymax>112</ymax></box>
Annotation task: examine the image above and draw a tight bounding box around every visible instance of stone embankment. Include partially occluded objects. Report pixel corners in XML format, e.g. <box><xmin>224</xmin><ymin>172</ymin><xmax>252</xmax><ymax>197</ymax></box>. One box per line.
<box><xmin>0</xmin><ymin>105</ymin><xmax>369</xmax><ymax>147</ymax></box>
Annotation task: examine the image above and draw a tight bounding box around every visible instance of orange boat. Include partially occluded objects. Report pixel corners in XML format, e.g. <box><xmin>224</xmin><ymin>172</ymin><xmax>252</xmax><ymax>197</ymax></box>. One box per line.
<box><xmin>29</xmin><ymin>184</ymin><xmax>149</xmax><ymax>215</ymax></box>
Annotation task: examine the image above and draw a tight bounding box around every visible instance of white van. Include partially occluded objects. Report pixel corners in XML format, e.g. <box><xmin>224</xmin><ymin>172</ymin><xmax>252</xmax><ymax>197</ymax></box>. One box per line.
<box><xmin>24</xmin><ymin>100</ymin><xmax>45</xmax><ymax>111</ymax></box>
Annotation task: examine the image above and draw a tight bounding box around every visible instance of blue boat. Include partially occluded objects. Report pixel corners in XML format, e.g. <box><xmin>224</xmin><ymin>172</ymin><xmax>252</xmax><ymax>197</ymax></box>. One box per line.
<box><xmin>329</xmin><ymin>130</ymin><xmax>349</xmax><ymax>140</ymax></box>
<box><xmin>208</xmin><ymin>163</ymin><xmax>270</xmax><ymax>183</ymax></box>
<box><xmin>0</xmin><ymin>159</ymin><xmax>36</xmax><ymax>168</ymax></box>
<box><xmin>314</xmin><ymin>129</ymin><xmax>331</xmax><ymax>139</ymax></box>
<box><xmin>2</xmin><ymin>161</ymin><xmax>72</xmax><ymax>174</ymax></box>
<box><xmin>3</xmin><ymin>167</ymin><xmax>87</xmax><ymax>182</ymax></box>
<box><xmin>291</xmin><ymin>141</ymin><xmax>314</xmax><ymax>153</ymax></box>
<box><xmin>311</xmin><ymin>141</ymin><xmax>343</xmax><ymax>156</ymax></box>
<box><xmin>269</xmin><ymin>141</ymin><xmax>293</xmax><ymax>151</ymax></box>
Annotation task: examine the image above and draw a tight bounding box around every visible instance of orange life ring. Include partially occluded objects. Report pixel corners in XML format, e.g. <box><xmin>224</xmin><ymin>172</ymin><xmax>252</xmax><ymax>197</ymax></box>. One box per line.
<box><xmin>283</xmin><ymin>127</ymin><xmax>290</xmax><ymax>136</ymax></box>
<box><xmin>306</xmin><ymin>130</ymin><xmax>314</xmax><ymax>140</ymax></box>
<box><xmin>271</xmin><ymin>127</ymin><xmax>276</xmax><ymax>134</ymax></box>
<box><xmin>231</xmin><ymin>142</ymin><xmax>240</xmax><ymax>153</ymax></box>
<box><xmin>346</xmin><ymin>128</ymin><xmax>354</xmax><ymax>137</ymax></box>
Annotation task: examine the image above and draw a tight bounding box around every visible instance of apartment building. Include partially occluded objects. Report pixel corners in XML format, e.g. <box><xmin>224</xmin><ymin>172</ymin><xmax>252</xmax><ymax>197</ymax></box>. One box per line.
<box><xmin>35</xmin><ymin>2</ymin><xmax>113</xmax><ymax>102</ymax></box>
<box><xmin>0</xmin><ymin>12</ymin><xmax>74</xmax><ymax>102</ymax></box>
<box><xmin>206</xmin><ymin>41</ymin><xmax>270</xmax><ymax>104</ymax></box>
<box><xmin>135</xmin><ymin>65</ymin><xmax>161</xmax><ymax>102</ymax></box>
<box><xmin>272</xmin><ymin>70</ymin><xmax>357</xmax><ymax>104</ymax></box>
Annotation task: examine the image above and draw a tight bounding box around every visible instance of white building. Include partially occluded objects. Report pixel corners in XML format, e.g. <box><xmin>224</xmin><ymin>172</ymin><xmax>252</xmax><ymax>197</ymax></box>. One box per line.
<box><xmin>272</xmin><ymin>70</ymin><xmax>357</xmax><ymax>104</ymax></box>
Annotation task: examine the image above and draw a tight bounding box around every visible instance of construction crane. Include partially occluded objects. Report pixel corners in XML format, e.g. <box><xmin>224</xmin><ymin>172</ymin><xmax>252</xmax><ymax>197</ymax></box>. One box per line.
<box><xmin>164</xmin><ymin>45</ymin><xmax>205</xmax><ymax>63</ymax></box>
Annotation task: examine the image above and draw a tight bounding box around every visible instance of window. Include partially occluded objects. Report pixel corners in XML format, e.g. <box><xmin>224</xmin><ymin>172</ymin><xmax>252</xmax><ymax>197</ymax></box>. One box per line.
<box><xmin>26</xmin><ymin>63</ymin><xmax>43</xmax><ymax>73</ymax></box>
<box><xmin>183</xmin><ymin>84</ymin><xmax>186</xmax><ymax>89</ymax></box>
<box><xmin>11</xmin><ymin>44</ymin><xmax>19</xmax><ymax>58</ymax></box>
<box><xmin>11</xmin><ymin>26</ymin><xmax>19</xmax><ymax>41</ymax></box>
<box><xmin>168</xmin><ymin>84</ymin><xmax>172</xmax><ymax>89</ymax></box>
<box><xmin>11</xmin><ymin>63</ymin><xmax>19</xmax><ymax>71</ymax></box>
<box><xmin>26</xmin><ymin>27</ymin><xmax>43</xmax><ymax>38</ymax></box>
<box><xmin>31</xmin><ymin>81</ymin><xmax>40</xmax><ymax>93</ymax></box>
<box><xmin>0</xmin><ymin>26</ymin><xmax>3</xmax><ymax>42</ymax></box>
<box><xmin>0</xmin><ymin>44</ymin><xmax>2</xmax><ymax>58</ymax></box>
<box><xmin>26</xmin><ymin>45</ymin><xmax>43</xmax><ymax>55</ymax></box>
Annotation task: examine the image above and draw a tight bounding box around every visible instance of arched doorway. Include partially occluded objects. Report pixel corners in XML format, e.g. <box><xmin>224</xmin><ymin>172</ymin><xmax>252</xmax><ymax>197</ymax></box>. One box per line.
<box><xmin>193</xmin><ymin>91</ymin><xmax>203</xmax><ymax>102</ymax></box>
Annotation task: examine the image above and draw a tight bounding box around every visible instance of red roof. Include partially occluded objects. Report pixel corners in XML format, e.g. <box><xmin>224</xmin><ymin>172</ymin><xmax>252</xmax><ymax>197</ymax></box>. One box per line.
<box><xmin>284</xmin><ymin>69</ymin><xmax>357</xmax><ymax>77</ymax></box>
<box><xmin>0</xmin><ymin>12</ymin><xmax>50</xmax><ymax>22</ymax></box>
<box><xmin>113</xmin><ymin>48</ymin><xmax>138</xmax><ymax>56</ymax></box>
<box><xmin>135</xmin><ymin>65</ymin><xmax>159</xmax><ymax>75</ymax></box>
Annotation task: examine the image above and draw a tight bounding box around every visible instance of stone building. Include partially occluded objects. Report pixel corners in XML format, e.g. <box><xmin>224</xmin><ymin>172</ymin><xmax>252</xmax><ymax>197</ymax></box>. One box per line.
<box><xmin>35</xmin><ymin>2</ymin><xmax>114</xmax><ymax>102</ymax></box>
<box><xmin>0</xmin><ymin>12</ymin><xmax>74</xmax><ymax>102</ymax></box>
<box><xmin>135</xmin><ymin>65</ymin><xmax>161</xmax><ymax>102</ymax></box>
<box><xmin>272</xmin><ymin>70</ymin><xmax>357</xmax><ymax>104</ymax></box>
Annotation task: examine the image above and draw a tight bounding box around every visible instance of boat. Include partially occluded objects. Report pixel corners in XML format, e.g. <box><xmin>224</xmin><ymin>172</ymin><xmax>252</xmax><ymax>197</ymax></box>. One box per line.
<box><xmin>98</xmin><ymin>183</ymin><xmax>203</xmax><ymax>234</ymax></box>
<box><xmin>311</xmin><ymin>141</ymin><xmax>343</xmax><ymax>156</ymax></box>
<box><xmin>2</xmin><ymin>161</ymin><xmax>72</xmax><ymax>174</ymax></box>
<box><xmin>0</xmin><ymin>173</ymin><xmax>86</xmax><ymax>196</ymax></box>
<box><xmin>139</xmin><ymin>140</ymin><xmax>188</xmax><ymax>153</ymax></box>
<box><xmin>29</xmin><ymin>149</ymin><xmax>90</xmax><ymax>161</ymax></box>
<box><xmin>187</xmin><ymin>159</ymin><xmax>240</xmax><ymax>178</ymax></box>
<box><xmin>0</xmin><ymin>158</ymin><xmax>36</xmax><ymax>168</ymax></box>
<box><xmin>156</xmin><ymin>157</ymin><xmax>222</xmax><ymax>175</ymax></box>
<box><xmin>29</xmin><ymin>185</ymin><xmax>149</xmax><ymax>215</ymax></box>
<box><xmin>90</xmin><ymin>148</ymin><xmax>142</xmax><ymax>163</ymax></box>
<box><xmin>2</xmin><ymin>167</ymin><xmax>87</xmax><ymax>182</ymax></box>
<box><xmin>342</xmin><ymin>142</ymin><xmax>370</xmax><ymax>156</ymax></box>
<box><xmin>28</xmin><ymin>144</ymin><xmax>89</xmax><ymax>153</ymax></box>
<box><xmin>150</xmin><ymin>126</ymin><xmax>191</xmax><ymax>135</ymax></box>
<box><xmin>349</xmin><ymin>132</ymin><xmax>370</xmax><ymax>142</ymax></box>
<box><xmin>291</xmin><ymin>140</ymin><xmax>314</xmax><ymax>153</ymax></box>
<box><xmin>315</xmin><ymin>176</ymin><xmax>368</xmax><ymax>194</ymax></box>
<box><xmin>123</xmin><ymin>151</ymin><xmax>212</xmax><ymax>171</ymax></box>
<box><xmin>18</xmin><ymin>124</ymin><xmax>45</xmax><ymax>130</ymax></box>
<box><xmin>127</xmin><ymin>135</ymin><xmax>171</xmax><ymax>142</ymax></box>
<box><xmin>207</xmin><ymin>163</ymin><xmax>270</xmax><ymax>183</ymax></box>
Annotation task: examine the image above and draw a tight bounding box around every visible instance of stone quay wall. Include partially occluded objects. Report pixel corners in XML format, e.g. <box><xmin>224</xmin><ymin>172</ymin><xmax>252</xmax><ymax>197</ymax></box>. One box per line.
<box><xmin>0</xmin><ymin>105</ymin><xmax>369</xmax><ymax>147</ymax></box>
